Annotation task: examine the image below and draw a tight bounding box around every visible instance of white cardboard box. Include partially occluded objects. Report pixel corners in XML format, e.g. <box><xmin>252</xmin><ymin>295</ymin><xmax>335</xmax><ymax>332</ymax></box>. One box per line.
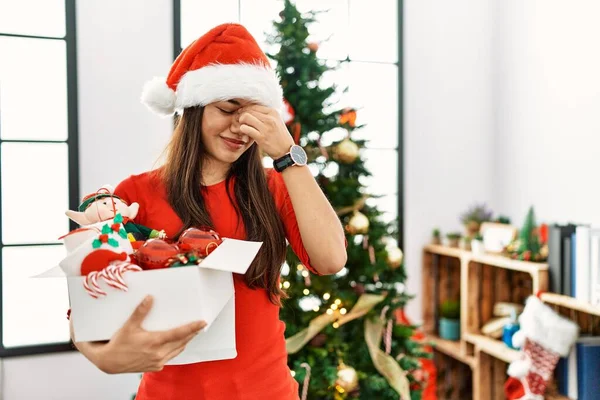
<box><xmin>39</xmin><ymin>238</ymin><xmax>262</xmax><ymax>365</ymax></box>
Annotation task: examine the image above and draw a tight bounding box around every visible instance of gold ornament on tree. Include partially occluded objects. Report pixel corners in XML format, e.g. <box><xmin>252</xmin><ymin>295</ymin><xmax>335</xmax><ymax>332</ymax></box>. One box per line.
<box><xmin>307</xmin><ymin>42</ymin><xmax>319</xmax><ymax>52</ymax></box>
<box><xmin>334</xmin><ymin>139</ymin><xmax>359</xmax><ymax>164</ymax></box>
<box><xmin>386</xmin><ymin>246</ymin><xmax>404</xmax><ymax>269</ymax></box>
<box><xmin>345</xmin><ymin>211</ymin><xmax>369</xmax><ymax>235</ymax></box>
<box><xmin>335</xmin><ymin>362</ymin><xmax>359</xmax><ymax>393</ymax></box>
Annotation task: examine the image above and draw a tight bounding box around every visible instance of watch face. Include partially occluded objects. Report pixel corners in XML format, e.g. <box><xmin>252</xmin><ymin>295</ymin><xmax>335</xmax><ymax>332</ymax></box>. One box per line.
<box><xmin>290</xmin><ymin>145</ymin><xmax>308</xmax><ymax>166</ymax></box>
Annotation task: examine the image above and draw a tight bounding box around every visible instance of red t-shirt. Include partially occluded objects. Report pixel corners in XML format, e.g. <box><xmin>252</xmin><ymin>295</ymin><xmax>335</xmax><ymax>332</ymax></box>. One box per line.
<box><xmin>114</xmin><ymin>168</ymin><xmax>313</xmax><ymax>400</ymax></box>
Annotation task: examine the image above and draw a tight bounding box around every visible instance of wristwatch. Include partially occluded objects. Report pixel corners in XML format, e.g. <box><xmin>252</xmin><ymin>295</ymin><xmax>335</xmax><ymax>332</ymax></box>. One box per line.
<box><xmin>273</xmin><ymin>144</ymin><xmax>308</xmax><ymax>172</ymax></box>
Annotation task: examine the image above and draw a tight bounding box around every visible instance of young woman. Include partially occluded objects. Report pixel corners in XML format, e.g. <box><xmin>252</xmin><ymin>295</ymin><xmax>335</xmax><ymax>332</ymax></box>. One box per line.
<box><xmin>71</xmin><ymin>23</ymin><xmax>347</xmax><ymax>399</ymax></box>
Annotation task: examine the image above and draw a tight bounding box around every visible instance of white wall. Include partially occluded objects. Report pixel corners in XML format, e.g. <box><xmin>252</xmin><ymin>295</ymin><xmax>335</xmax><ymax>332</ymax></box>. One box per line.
<box><xmin>403</xmin><ymin>0</ymin><xmax>496</xmax><ymax>322</ymax></box>
<box><xmin>492</xmin><ymin>0</ymin><xmax>600</xmax><ymax>226</ymax></box>
<box><xmin>404</xmin><ymin>0</ymin><xmax>600</xmax><ymax>323</ymax></box>
<box><xmin>2</xmin><ymin>1</ymin><xmax>173</xmax><ymax>399</ymax></box>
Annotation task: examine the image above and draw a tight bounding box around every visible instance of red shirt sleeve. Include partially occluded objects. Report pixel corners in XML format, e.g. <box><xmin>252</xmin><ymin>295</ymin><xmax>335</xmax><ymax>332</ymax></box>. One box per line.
<box><xmin>267</xmin><ymin>169</ymin><xmax>320</xmax><ymax>275</ymax></box>
<box><xmin>114</xmin><ymin>175</ymin><xmax>146</xmax><ymax>223</ymax></box>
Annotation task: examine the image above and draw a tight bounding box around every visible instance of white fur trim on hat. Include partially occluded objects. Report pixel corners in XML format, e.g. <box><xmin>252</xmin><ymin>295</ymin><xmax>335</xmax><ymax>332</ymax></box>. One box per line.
<box><xmin>517</xmin><ymin>296</ymin><xmax>579</xmax><ymax>356</ymax></box>
<box><xmin>176</xmin><ymin>63</ymin><xmax>284</xmax><ymax>113</ymax></box>
<box><xmin>141</xmin><ymin>77</ymin><xmax>177</xmax><ymax>116</ymax></box>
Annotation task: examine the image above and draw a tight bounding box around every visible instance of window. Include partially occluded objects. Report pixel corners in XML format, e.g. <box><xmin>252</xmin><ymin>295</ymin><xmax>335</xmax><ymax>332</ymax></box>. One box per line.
<box><xmin>175</xmin><ymin>0</ymin><xmax>403</xmax><ymax>246</ymax></box>
<box><xmin>0</xmin><ymin>0</ymin><xmax>79</xmax><ymax>356</ymax></box>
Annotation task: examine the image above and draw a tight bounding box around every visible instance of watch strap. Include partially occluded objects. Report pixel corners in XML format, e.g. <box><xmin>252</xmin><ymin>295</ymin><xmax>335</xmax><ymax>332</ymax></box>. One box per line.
<box><xmin>273</xmin><ymin>153</ymin><xmax>295</xmax><ymax>172</ymax></box>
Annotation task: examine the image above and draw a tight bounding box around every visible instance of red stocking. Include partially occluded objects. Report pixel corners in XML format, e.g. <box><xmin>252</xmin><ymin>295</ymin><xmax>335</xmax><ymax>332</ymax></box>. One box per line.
<box><xmin>505</xmin><ymin>296</ymin><xmax>579</xmax><ymax>400</ymax></box>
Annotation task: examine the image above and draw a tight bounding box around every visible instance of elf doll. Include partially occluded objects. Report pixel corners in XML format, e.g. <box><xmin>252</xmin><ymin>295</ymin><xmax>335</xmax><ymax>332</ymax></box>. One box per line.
<box><xmin>66</xmin><ymin>185</ymin><xmax>166</xmax><ymax>246</ymax></box>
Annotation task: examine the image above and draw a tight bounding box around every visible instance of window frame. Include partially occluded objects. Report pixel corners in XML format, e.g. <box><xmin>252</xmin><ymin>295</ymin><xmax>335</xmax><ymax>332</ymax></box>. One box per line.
<box><xmin>0</xmin><ymin>0</ymin><xmax>80</xmax><ymax>357</ymax></box>
<box><xmin>173</xmin><ymin>0</ymin><xmax>404</xmax><ymax>249</ymax></box>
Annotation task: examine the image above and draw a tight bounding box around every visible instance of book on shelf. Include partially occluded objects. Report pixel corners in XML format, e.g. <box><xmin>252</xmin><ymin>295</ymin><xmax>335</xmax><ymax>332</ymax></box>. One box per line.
<box><xmin>556</xmin><ymin>336</ymin><xmax>600</xmax><ymax>400</ymax></box>
<box><xmin>548</xmin><ymin>223</ymin><xmax>600</xmax><ymax>306</ymax></box>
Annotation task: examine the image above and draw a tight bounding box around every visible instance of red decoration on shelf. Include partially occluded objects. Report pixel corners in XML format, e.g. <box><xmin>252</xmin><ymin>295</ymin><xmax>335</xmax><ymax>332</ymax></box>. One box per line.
<box><xmin>134</xmin><ymin>239</ymin><xmax>180</xmax><ymax>270</ymax></box>
<box><xmin>178</xmin><ymin>227</ymin><xmax>223</xmax><ymax>257</ymax></box>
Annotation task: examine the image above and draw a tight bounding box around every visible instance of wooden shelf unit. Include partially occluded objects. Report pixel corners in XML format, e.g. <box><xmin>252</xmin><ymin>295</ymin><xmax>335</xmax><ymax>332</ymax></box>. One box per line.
<box><xmin>422</xmin><ymin>244</ymin><xmax>549</xmax><ymax>400</ymax></box>
<box><xmin>423</xmin><ymin>244</ymin><xmax>599</xmax><ymax>399</ymax></box>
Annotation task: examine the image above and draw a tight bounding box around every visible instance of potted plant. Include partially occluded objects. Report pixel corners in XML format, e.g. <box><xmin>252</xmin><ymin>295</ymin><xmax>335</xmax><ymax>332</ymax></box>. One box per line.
<box><xmin>439</xmin><ymin>300</ymin><xmax>460</xmax><ymax>341</ymax></box>
<box><xmin>432</xmin><ymin>228</ymin><xmax>441</xmax><ymax>245</ymax></box>
<box><xmin>471</xmin><ymin>233</ymin><xmax>484</xmax><ymax>255</ymax></box>
<box><xmin>460</xmin><ymin>236</ymin><xmax>472</xmax><ymax>251</ymax></box>
<box><xmin>446</xmin><ymin>232</ymin><xmax>461</xmax><ymax>248</ymax></box>
<box><xmin>460</xmin><ymin>203</ymin><xmax>493</xmax><ymax>236</ymax></box>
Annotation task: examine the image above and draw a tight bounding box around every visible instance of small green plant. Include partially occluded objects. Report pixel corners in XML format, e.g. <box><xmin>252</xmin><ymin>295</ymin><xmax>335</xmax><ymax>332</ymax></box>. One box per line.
<box><xmin>473</xmin><ymin>232</ymin><xmax>483</xmax><ymax>241</ymax></box>
<box><xmin>432</xmin><ymin>228</ymin><xmax>441</xmax><ymax>237</ymax></box>
<box><xmin>446</xmin><ymin>232</ymin><xmax>462</xmax><ymax>240</ymax></box>
<box><xmin>440</xmin><ymin>300</ymin><xmax>460</xmax><ymax>319</ymax></box>
<box><xmin>496</xmin><ymin>215</ymin><xmax>511</xmax><ymax>224</ymax></box>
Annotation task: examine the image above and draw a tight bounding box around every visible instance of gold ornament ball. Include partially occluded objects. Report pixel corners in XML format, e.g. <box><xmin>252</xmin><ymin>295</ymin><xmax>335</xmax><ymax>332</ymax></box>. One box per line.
<box><xmin>336</xmin><ymin>363</ymin><xmax>359</xmax><ymax>393</ymax></box>
<box><xmin>308</xmin><ymin>42</ymin><xmax>319</xmax><ymax>52</ymax></box>
<box><xmin>386</xmin><ymin>246</ymin><xmax>404</xmax><ymax>269</ymax></box>
<box><xmin>335</xmin><ymin>139</ymin><xmax>360</xmax><ymax>164</ymax></box>
<box><xmin>346</xmin><ymin>211</ymin><xmax>369</xmax><ymax>235</ymax></box>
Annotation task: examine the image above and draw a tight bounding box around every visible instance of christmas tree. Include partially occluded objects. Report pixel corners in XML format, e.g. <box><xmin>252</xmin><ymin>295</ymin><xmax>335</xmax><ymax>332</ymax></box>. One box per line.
<box><xmin>505</xmin><ymin>206</ymin><xmax>547</xmax><ymax>262</ymax></box>
<box><xmin>268</xmin><ymin>2</ymin><xmax>430</xmax><ymax>399</ymax></box>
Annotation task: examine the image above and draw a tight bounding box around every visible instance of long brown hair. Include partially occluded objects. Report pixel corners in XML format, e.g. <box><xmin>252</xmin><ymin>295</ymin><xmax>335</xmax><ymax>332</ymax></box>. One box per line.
<box><xmin>161</xmin><ymin>106</ymin><xmax>288</xmax><ymax>304</ymax></box>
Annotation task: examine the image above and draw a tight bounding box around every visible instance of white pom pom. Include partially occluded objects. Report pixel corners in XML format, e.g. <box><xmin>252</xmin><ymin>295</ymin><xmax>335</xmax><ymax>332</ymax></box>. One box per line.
<box><xmin>141</xmin><ymin>77</ymin><xmax>176</xmax><ymax>116</ymax></box>
<box><xmin>507</xmin><ymin>358</ymin><xmax>531</xmax><ymax>378</ymax></box>
<box><xmin>512</xmin><ymin>330</ymin><xmax>525</xmax><ymax>348</ymax></box>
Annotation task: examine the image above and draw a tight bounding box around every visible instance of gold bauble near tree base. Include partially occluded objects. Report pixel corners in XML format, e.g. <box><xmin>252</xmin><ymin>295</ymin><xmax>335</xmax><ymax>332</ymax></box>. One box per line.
<box><xmin>345</xmin><ymin>211</ymin><xmax>369</xmax><ymax>235</ymax></box>
<box><xmin>334</xmin><ymin>139</ymin><xmax>360</xmax><ymax>164</ymax></box>
<box><xmin>386</xmin><ymin>246</ymin><xmax>404</xmax><ymax>269</ymax></box>
<box><xmin>335</xmin><ymin>362</ymin><xmax>359</xmax><ymax>393</ymax></box>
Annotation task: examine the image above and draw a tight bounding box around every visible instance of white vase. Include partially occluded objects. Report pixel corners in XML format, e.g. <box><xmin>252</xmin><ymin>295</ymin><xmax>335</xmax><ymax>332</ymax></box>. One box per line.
<box><xmin>471</xmin><ymin>239</ymin><xmax>485</xmax><ymax>255</ymax></box>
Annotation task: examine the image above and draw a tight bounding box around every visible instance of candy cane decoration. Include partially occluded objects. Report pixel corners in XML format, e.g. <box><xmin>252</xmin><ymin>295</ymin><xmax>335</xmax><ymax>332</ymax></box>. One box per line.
<box><xmin>385</xmin><ymin>319</ymin><xmax>393</xmax><ymax>355</ymax></box>
<box><xmin>300</xmin><ymin>363</ymin><xmax>311</xmax><ymax>400</ymax></box>
<box><xmin>83</xmin><ymin>275</ymin><xmax>101</xmax><ymax>299</ymax></box>
<box><xmin>83</xmin><ymin>262</ymin><xmax>142</xmax><ymax>298</ymax></box>
<box><xmin>380</xmin><ymin>306</ymin><xmax>393</xmax><ymax>354</ymax></box>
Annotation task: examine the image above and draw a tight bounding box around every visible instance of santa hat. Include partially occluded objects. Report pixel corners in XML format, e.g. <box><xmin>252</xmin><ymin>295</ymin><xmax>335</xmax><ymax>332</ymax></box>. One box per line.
<box><xmin>141</xmin><ymin>23</ymin><xmax>283</xmax><ymax>117</ymax></box>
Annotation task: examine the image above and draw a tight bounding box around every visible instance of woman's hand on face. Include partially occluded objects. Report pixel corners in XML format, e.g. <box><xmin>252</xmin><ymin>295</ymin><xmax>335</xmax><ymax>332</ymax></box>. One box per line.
<box><xmin>237</xmin><ymin>105</ymin><xmax>294</xmax><ymax>159</ymax></box>
<box><xmin>71</xmin><ymin>296</ymin><xmax>206</xmax><ymax>374</ymax></box>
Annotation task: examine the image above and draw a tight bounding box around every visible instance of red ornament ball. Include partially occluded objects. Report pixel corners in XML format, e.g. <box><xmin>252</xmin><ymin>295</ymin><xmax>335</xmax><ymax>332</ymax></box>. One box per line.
<box><xmin>134</xmin><ymin>239</ymin><xmax>180</xmax><ymax>270</ymax></box>
<box><xmin>178</xmin><ymin>227</ymin><xmax>223</xmax><ymax>257</ymax></box>
<box><xmin>308</xmin><ymin>42</ymin><xmax>319</xmax><ymax>52</ymax></box>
